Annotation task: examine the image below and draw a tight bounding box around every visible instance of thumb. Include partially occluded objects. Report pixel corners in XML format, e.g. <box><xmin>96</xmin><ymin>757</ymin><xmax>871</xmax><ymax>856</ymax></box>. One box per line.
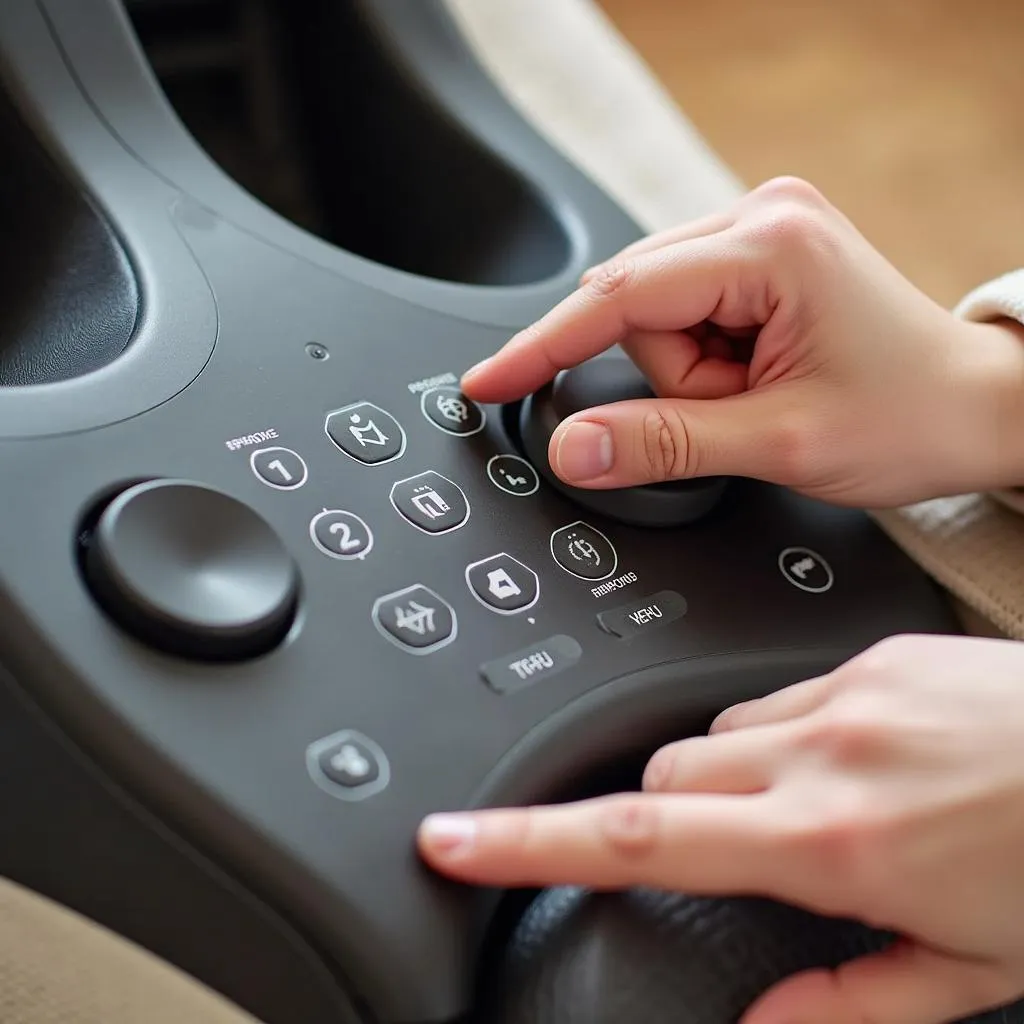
<box><xmin>547</xmin><ymin>390</ymin><xmax>809</xmax><ymax>489</ymax></box>
<box><xmin>741</xmin><ymin>941</ymin><xmax>1015</xmax><ymax>1024</ymax></box>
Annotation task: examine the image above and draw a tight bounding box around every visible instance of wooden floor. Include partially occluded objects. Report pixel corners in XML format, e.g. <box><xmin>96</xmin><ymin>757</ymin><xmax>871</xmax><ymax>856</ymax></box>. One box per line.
<box><xmin>595</xmin><ymin>0</ymin><xmax>1024</xmax><ymax>307</ymax></box>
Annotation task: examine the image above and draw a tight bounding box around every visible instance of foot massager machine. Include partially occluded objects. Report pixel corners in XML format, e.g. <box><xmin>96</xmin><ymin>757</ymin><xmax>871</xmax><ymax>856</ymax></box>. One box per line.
<box><xmin>0</xmin><ymin>2</ymin><xmax>1017</xmax><ymax>1021</ymax></box>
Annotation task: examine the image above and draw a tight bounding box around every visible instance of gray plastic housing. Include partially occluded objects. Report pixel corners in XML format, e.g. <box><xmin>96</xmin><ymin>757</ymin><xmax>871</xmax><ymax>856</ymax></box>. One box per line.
<box><xmin>0</xmin><ymin>3</ymin><xmax>959</xmax><ymax>1023</ymax></box>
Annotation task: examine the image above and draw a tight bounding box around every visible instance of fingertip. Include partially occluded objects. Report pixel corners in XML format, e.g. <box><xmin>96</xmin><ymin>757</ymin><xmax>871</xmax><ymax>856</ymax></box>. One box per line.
<box><xmin>458</xmin><ymin>366</ymin><xmax>518</xmax><ymax>405</ymax></box>
<box><xmin>417</xmin><ymin>813</ymin><xmax>480</xmax><ymax>861</ymax></box>
<box><xmin>708</xmin><ymin>707</ymin><xmax>739</xmax><ymax>733</ymax></box>
<box><xmin>709</xmin><ymin>697</ymin><xmax>760</xmax><ymax>733</ymax></box>
<box><xmin>459</xmin><ymin>359</ymin><xmax>492</xmax><ymax>397</ymax></box>
<box><xmin>739</xmin><ymin>968</ymin><xmax>839</xmax><ymax>1024</ymax></box>
<box><xmin>641</xmin><ymin>747</ymin><xmax>673</xmax><ymax>791</ymax></box>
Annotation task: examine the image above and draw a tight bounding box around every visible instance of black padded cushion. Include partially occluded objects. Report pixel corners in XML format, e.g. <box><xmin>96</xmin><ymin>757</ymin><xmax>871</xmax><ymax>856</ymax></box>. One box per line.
<box><xmin>0</xmin><ymin>87</ymin><xmax>138</xmax><ymax>387</ymax></box>
<box><xmin>479</xmin><ymin>887</ymin><xmax>1024</xmax><ymax>1024</ymax></box>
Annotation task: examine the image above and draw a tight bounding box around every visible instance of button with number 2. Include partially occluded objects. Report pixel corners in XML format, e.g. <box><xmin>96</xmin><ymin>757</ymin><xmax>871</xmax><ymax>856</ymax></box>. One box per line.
<box><xmin>250</xmin><ymin>446</ymin><xmax>309</xmax><ymax>490</ymax></box>
<box><xmin>309</xmin><ymin>509</ymin><xmax>373</xmax><ymax>560</ymax></box>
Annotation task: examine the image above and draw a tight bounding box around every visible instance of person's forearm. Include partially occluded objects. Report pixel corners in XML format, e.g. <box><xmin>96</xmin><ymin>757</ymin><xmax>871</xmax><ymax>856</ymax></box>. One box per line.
<box><xmin>952</xmin><ymin>268</ymin><xmax>1024</xmax><ymax>492</ymax></box>
<box><xmin>956</xmin><ymin>317</ymin><xmax>1024</xmax><ymax>493</ymax></box>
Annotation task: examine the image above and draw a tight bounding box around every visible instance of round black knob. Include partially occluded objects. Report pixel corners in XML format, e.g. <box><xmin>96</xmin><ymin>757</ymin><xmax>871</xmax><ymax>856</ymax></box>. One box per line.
<box><xmin>480</xmin><ymin>886</ymin><xmax>902</xmax><ymax>1024</ymax></box>
<box><xmin>519</xmin><ymin>353</ymin><xmax>727</xmax><ymax>527</ymax></box>
<box><xmin>83</xmin><ymin>479</ymin><xmax>299</xmax><ymax>661</ymax></box>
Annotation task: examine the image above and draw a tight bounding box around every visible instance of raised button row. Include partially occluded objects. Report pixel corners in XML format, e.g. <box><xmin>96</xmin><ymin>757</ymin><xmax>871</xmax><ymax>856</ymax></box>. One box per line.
<box><xmin>305</xmin><ymin>548</ymin><xmax>835</xmax><ymax>802</ymax></box>
<box><xmin>307</xmin><ymin>501</ymin><xmax>618</xmax><ymax>586</ymax></box>
<box><xmin>250</xmin><ymin>443</ymin><xmax>539</xmax><ymax>503</ymax></box>
<box><xmin>372</xmin><ymin>553</ymin><xmax>540</xmax><ymax>652</ymax></box>
<box><xmin>325</xmin><ymin>392</ymin><xmax>483</xmax><ymax>468</ymax></box>
<box><xmin>304</xmin><ymin>471</ymin><xmax>471</xmax><ymax>559</ymax></box>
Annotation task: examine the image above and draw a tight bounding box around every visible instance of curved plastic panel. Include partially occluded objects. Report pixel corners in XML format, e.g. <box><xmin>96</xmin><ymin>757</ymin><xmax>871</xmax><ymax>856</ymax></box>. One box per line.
<box><xmin>35</xmin><ymin>0</ymin><xmax>642</xmax><ymax>328</ymax></box>
<box><xmin>0</xmin><ymin>2</ymin><xmax>217</xmax><ymax>438</ymax></box>
<box><xmin>0</xmin><ymin>86</ymin><xmax>138</xmax><ymax>387</ymax></box>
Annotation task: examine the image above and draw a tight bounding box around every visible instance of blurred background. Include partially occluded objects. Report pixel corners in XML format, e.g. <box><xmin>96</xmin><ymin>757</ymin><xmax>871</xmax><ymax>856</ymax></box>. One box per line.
<box><xmin>595</xmin><ymin>0</ymin><xmax>1024</xmax><ymax>308</ymax></box>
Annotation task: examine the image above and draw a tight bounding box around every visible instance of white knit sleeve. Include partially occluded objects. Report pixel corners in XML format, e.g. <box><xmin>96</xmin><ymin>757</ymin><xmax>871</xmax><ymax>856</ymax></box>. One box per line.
<box><xmin>955</xmin><ymin>268</ymin><xmax>1024</xmax><ymax>325</ymax></box>
<box><xmin>953</xmin><ymin>269</ymin><xmax>1024</xmax><ymax>515</ymax></box>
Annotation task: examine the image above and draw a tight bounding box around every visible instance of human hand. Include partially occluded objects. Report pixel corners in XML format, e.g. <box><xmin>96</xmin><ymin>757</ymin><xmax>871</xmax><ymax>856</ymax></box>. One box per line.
<box><xmin>418</xmin><ymin>634</ymin><xmax>1024</xmax><ymax>1024</ymax></box>
<box><xmin>461</xmin><ymin>177</ymin><xmax>1024</xmax><ymax>507</ymax></box>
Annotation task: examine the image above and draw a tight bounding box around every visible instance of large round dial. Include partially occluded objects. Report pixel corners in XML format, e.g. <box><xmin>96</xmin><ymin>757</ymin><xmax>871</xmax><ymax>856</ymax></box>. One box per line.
<box><xmin>518</xmin><ymin>353</ymin><xmax>728</xmax><ymax>527</ymax></box>
<box><xmin>82</xmin><ymin>479</ymin><xmax>299</xmax><ymax>660</ymax></box>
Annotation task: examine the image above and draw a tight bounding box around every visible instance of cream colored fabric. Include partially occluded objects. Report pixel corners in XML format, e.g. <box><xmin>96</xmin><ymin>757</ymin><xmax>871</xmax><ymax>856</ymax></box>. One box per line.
<box><xmin>445</xmin><ymin>0</ymin><xmax>1024</xmax><ymax>640</ymax></box>
<box><xmin>0</xmin><ymin>877</ymin><xmax>262</xmax><ymax>1023</ymax></box>
<box><xmin>873</xmin><ymin>497</ymin><xmax>1024</xmax><ymax>640</ymax></box>
<box><xmin>870</xmin><ymin>268</ymin><xmax>1024</xmax><ymax>640</ymax></box>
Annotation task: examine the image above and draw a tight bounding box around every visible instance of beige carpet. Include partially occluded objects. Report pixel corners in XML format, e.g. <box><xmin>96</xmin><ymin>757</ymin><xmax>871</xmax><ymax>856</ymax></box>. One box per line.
<box><xmin>596</xmin><ymin>0</ymin><xmax>1024</xmax><ymax>309</ymax></box>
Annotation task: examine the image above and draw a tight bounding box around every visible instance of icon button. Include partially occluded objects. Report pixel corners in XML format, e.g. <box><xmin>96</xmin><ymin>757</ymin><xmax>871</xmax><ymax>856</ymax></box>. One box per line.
<box><xmin>550</xmin><ymin>521</ymin><xmax>618</xmax><ymax>581</ymax></box>
<box><xmin>309</xmin><ymin>509</ymin><xmax>373</xmax><ymax>560</ymax></box>
<box><xmin>325</xmin><ymin>402</ymin><xmax>406</xmax><ymax>465</ymax></box>
<box><xmin>306</xmin><ymin>729</ymin><xmax>389</xmax><ymax>801</ymax></box>
<box><xmin>250</xmin><ymin>446</ymin><xmax>308</xmax><ymax>490</ymax></box>
<box><xmin>465</xmin><ymin>553</ymin><xmax>540</xmax><ymax>614</ymax></box>
<box><xmin>597</xmin><ymin>590</ymin><xmax>688</xmax><ymax>640</ymax></box>
<box><xmin>486</xmin><ymin>454</ymin><xmax>539</xmax><ymax>497</ymax></box>
<box><xmin>372</xmin><ymin>584</ymin><xmax>457</xmax><ymax>654</ymax></box>
<box><xmin>778</xmin><ymin>547</ymin><xmax>834</xmax><ymax>593</ymax></box>
<box><xmin>421</xmin><ymin>386</ymin><xmax>486</xmax><ymax>436</ymax></box>
<box><xmin>390</xmin><ymin>471</ymin><xmax>470</xmax><ymax>535</ymax></box>
<box><xmin>480</xmin><ymin>634</ymin><xmax>583</xmax><ymax>694</ymax></box>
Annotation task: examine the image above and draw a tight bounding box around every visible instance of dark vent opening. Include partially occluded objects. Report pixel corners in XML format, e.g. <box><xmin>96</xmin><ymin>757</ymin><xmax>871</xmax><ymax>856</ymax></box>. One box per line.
<box><xmin>126</xmin><ymin>0</ymin><xmax>572</xmax><ymax>286</ymax></box>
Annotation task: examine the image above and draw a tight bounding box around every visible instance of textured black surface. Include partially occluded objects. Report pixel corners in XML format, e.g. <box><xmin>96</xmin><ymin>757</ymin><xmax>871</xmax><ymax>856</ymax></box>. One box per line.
<box><xmin>0</xmin><ymin>86</ymin><xmax>138</xmax><ymax>387</ymax></box>
<box><xmin>481</xmin><ymin>887</ymin><xmax>1024</xmax><ymax>1024</ymax></box>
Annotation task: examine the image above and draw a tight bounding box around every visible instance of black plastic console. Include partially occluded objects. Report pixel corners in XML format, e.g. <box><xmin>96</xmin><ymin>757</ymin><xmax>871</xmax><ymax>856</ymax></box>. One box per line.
<box><xmin>0</xmin><ymin>3</ymin><xmax>960</xmax><ymax>1023</ymax></box>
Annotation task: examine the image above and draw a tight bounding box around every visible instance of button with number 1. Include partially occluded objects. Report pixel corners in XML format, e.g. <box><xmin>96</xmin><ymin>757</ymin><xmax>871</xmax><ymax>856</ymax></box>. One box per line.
<box><xmin>250</xmin><ymin>446</ymin><xmax>309</xmax><ymax>490</ymax></box>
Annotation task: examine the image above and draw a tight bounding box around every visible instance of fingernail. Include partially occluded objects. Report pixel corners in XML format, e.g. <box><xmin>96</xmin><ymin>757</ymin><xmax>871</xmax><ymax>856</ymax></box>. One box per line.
<box><xmin>709</xmin><ymin>701</ymin><xmax>747</xmax><ymax>733</ymax></box>
<box><xmin>642</xmin><ymin>751</ymin><xmax>671</xmax><ymax>790</ymax></box>
<box><xmin>708</xmin><ymin>711</ymin><xmax>730</xmax><ymax>733</ymax></box>
<box><xmin>554</xmin><ymin>421</ymin><xmax>613</xmax><ymax>482</ymax></box>
<box><xmin>420</xmin><ymin>814</ymin><xmax>478</xmax><ymax>855</ymax></box>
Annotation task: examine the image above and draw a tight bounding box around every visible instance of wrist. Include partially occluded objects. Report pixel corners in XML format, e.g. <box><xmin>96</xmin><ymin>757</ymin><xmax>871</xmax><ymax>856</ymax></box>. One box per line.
<box><xmin>952</xmin><ymin>317</ymin><xmax>1024</xmax><ymax>492</ymax></box>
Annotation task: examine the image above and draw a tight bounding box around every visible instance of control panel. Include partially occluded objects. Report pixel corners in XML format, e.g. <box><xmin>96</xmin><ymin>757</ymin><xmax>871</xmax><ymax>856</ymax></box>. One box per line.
<box><xmin>0</xmin><ymin>3</ymin><xmax>960</xmax><ymax>1024</ymax></box>
<box><xmin>8</xmin><ymin>247</ymin><xmax>952</xmax><ymax>1022</ymax></box>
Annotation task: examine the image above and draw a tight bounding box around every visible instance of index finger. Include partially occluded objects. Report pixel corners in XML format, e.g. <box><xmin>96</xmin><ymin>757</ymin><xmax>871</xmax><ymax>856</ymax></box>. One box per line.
<box><xmin>417</xmin><ymin>791</ymin><xmax>791</xmax><ymax>894</ymax></box>
<box><xmin>460</xmin><ymin>234</ymin><xmax>747</xmax><ymax>404</ymax></box>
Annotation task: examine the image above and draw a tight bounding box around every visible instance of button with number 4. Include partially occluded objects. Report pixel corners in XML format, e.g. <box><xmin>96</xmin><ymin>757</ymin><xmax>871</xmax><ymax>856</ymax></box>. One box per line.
<box><xmin>310</xmin><ymin>509</ymin><xmax>373</xmax><ymax>560</ymax></box>
<box><xmin>250</xmin><ymin>446</ymin><xmax>308</xmax><ymax>490</ymax></box>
